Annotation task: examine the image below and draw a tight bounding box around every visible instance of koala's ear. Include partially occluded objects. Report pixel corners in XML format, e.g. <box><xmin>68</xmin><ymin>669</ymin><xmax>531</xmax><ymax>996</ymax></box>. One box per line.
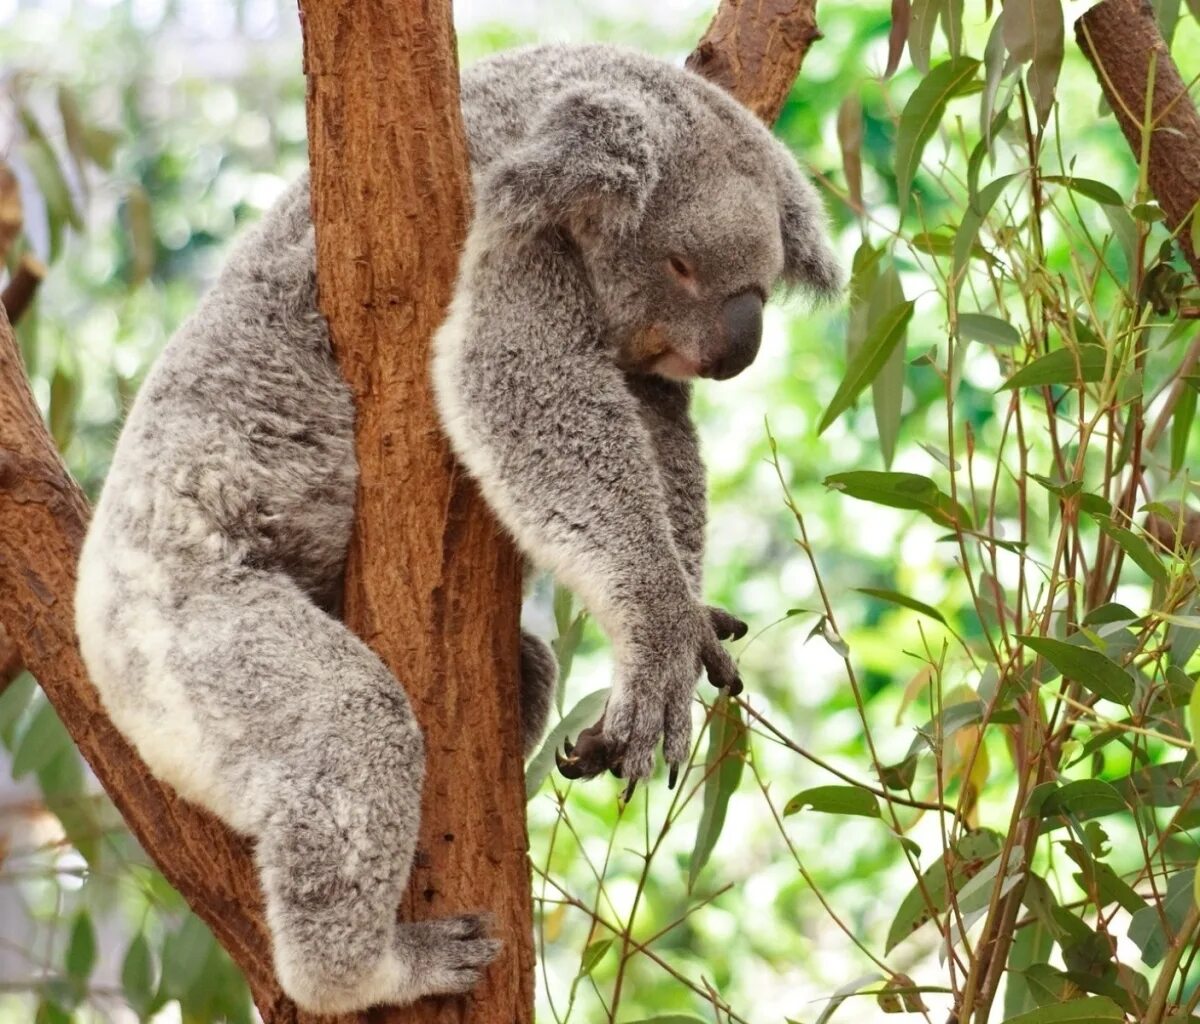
<box><xmin>774</xmin><ymin>150</ymin><xmax>844</xmax><ymax>301</ymax></box>
<box><xmin>478</xmin><ymin>87</ymin><xmax>660</xmax><ymax>239</ymax></box>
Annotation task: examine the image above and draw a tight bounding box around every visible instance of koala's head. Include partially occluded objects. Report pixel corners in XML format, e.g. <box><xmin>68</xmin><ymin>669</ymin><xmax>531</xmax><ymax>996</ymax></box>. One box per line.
<box><xmin>477</xmin><ymin>60</ymin><xmax>842</xmax><ymax>382</ymax></box>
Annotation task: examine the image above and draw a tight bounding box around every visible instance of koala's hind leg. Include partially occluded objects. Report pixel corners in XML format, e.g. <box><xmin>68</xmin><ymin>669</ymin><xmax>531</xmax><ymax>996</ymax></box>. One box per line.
<box><xmin>257</xmin><ymin>789</ymin><xmax>500</xmax><ymax>1013</ymax></box>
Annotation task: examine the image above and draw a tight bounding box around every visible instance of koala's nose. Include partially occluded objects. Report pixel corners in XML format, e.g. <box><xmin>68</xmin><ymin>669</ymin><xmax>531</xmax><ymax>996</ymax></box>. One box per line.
<box><xmin>707</xmin><ymin>290</ymin><xmax>763</xmax><ymax>380</ymax></box>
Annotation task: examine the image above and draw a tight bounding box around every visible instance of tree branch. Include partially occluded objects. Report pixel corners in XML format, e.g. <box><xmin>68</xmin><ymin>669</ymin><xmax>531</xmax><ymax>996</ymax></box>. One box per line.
<box><xmin>0</xmin><ymin>2</ymin><xmax>825</xmax><ymax>1022</ymax></box>
<box><xmin>2</xmin><ymin>253</ymin><xmax>47</xmax><ymax>326</ymax></box>
<box><xmin>1076</xmin><ymin>0</ymin><xmax>1200</xmax><ymax>283</ymax></box>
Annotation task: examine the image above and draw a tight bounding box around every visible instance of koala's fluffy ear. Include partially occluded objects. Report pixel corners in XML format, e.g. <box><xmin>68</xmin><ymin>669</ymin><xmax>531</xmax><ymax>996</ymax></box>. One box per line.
<box><xmin>478</xmin><ymin>87</ymin><xmax>660</xmax><ymax>239</ymax></box>
<box><xmin>774</xmin><ymin>149</ymin><xmax>844</xmax><ymax>301</ymax></box>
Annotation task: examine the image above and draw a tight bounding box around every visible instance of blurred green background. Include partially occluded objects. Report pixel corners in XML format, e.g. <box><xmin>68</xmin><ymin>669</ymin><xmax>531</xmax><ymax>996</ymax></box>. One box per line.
<box><xmin>2</xmin><ymin>0</ymin><xmax>1198</xmax><ymax>1022</ymax></box>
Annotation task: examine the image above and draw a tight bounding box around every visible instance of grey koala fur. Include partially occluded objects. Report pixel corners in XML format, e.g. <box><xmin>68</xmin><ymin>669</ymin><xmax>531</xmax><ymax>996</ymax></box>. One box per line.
<box><xmin>75</xmin><ymin>43</ymin><xmax>839</xmax><ymax>1014</ymax></box>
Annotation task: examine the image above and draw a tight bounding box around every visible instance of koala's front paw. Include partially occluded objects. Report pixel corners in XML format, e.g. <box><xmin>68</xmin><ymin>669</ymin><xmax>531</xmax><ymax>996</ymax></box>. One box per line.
<box><xmin>556</xmin><ymin>605</ymin><xmax>745</xmax><ymax>791</ymax></box>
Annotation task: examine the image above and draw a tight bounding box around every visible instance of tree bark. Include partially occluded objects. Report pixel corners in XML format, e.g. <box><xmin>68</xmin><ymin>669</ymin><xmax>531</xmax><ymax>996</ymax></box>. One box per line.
<box><xmin>0</xmin><ymin>2</ymin><xmax>826</xmax><ymax>1022</ymax></box>
<box><xmin>298</xmin><ymin>3</ymin><xmax>531</xmax><ymax>1023</ymax></box>
<box><xmin>1076</xmin><ymin>0</ymin><xmax>1200</xmax><ymax>284</ymax></box>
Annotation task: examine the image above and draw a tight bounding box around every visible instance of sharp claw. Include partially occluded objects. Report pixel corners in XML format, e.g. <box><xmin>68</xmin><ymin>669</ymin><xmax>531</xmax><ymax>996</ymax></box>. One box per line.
<box><xmin>621</xmin><ymin>779</ymin><xmax>637</xmax><ymax>804</ymax></box>
<box><xmin>731</xmin><ymin>621</ymin><xmax>749</xmax><ymax>641</ymax></box>
<box><xmin>727</xmin><ymin>677</ymin><xmax>744</xmax><ymax>697</ymax></box>
<box><xmin>668</xmin><ymin>765</ymin><xmax>679</xmax><ymax>790</ymax></box>
<box><xmin>555</xmin><ymin>748</ymin><xmax>583</xmax><ymax>779</ymax></box>
<box><xmin>563</xmin><ymin>737</ymin><xmax>575</xmax><ymax>756</ymax></box>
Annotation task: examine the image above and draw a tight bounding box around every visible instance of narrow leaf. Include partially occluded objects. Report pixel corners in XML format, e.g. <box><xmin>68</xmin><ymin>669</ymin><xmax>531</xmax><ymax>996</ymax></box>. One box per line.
<box><xmin>784</xmin><ymin>784</ymin><xmax>881</xmax><ymax>818</ymax></box>
<box><xmin>958</xmin><ymin>312</ymin><xmax>1020</xmax><ymax>347</ymax></box>
<box><xmin>1003</xmin><ymin>0</ymin><xmax>1064</xmax><ymax>126</ymax></box>
<box><xmin>836</xmin><ymin>95</ymin><xmax>864</xmax><ymax>214</ymax></box>
<box><xmin>886</xmin><ymin>0</ymin><xmax>911</xmax><ymax>77</ymax></box>
<box><xmin>824</xmin><ymin>470</ymin><xmax>973</xmax><ymax>529</ymax></box>
<box><xmin>1017</xmin><ymin>636</ymin><xmax>1133</xmax><ymax>704</ymax></box>
<box><xmin>818</xmin><ymin>301</ymin><xmax>914</xmax><ymax>435</ymax></box>
<box><xmin>1000</xmin><ymin>347</ymin><xmax>1108</xmax><ymax>390</ymax></box>
<box><xmin>896</xmin><ymin>58</ymin><xmax>981</xmax><ymax>213</ymax></box>
<box><xmin>856</xmin><ymin>587</ymin><xmax>946</xmax><ymax>624</ymax></box>
<box><xmin>1001</xmin><ymin>996</ymin><xmax>1124</xmax><ymax>1022</ymax></box>
<box><xmin>953</xmin><ymin>173</ymin><xmax>1020</xmax><ymax>298</ymax></box>
<box><xmin>525</xmin><ymin>689</ymin><xmax>610</xmax><ymax>799</ymax></box>
<box><xmin>869</xmin><ymin>264</ymin><xmax>907</xmax><ymax>466</ymax></box>
<box><xmin>907</xmin><ymin>0</ymin><xmax>940</xmax><ymax>74</ymax></box>
<box><xmin>688</xmin><ymin>697</ymin><xmax>747</xmax><ymax>891</ymax></box>
<box><xmin>1042</xmin><ymin>175</ymin><xmax>1124</xmax><ymax>207</ymax></box>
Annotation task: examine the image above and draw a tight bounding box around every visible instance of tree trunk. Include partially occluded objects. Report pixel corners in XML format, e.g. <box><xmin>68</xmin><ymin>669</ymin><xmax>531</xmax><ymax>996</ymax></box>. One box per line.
<box><xmin>1076</xmin><ymin>0</ymin><xmax>1200</xmax><ymax>284</ymax></box>
<box><xmin>0</xmin><ymin>2</ymin><xmax>827</xmax><ymax>1021</ymax></box>
<box><xmin>298</xmin><ymin>2</ymin><xmax>532</xmax><ymax>1022</ymax></box>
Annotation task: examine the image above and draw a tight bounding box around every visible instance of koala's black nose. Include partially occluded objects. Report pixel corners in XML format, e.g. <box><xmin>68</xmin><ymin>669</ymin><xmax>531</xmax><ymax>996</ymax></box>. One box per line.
<box><xmin>708</xmin><ymin>290</ymin><xmax>764</xmax><ymax>381</ymax></box>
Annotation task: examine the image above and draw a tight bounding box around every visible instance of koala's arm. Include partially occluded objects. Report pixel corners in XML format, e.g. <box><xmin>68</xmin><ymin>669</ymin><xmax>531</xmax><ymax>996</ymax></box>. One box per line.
<box><xmin>434</xmin><ymin>240</ymin><xmax>739</xmax><ymax>783</ymax></box>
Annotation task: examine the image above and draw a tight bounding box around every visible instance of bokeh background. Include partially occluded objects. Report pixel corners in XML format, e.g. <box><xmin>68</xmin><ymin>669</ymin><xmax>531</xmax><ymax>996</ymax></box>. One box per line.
<box><xmin>2</xmin><ymin>0</ymin><xmax>1198</xmax><ymax>1022</ymax></box>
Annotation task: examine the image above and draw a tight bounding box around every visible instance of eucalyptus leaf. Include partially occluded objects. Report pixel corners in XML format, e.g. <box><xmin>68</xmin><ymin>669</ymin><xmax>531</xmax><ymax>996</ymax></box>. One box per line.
<box><xmin>1017</xmin><ymin>636</ymin><xmax>1133</xmax><ymax>704</ymax></box>
<box><xmin>896</xmin><ymin>58</ymin><xmax>981</xmax><ymax>213</ymax></box>
<box><xmin>1000</xmin><ymin>347</ymin><xmax>1108</xmax><ymax>390</ymax></box>
<box><xmin>784</xmin><ymin>784</ymin><xmax>881</xmax><ymax>818</ymax></box>
<box><xmin>688</xmin><ymin>697</ymin><xmax>747</xmax><ymax>891</ymax></box>
<box><xmin>525</xmin><ymin>689</ymin><xmax>610</xmax><ymax>799</ymax></box>
<box><xmin>817</xmin><ymin>300</ymin><xmax>914</xmax><ymax>435</ymax></box>
<box><xmin>958</xmin><ymin>312</ymin><xmax>1020</xmax><ymax>347</ymax></box>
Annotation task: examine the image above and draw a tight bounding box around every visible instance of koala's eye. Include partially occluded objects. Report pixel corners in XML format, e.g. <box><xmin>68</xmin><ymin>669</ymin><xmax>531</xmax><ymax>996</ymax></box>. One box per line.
<box><xmin>666</xmin><ymin>254</ymin><xmax>696</xmax><ymax>285</ymax></box>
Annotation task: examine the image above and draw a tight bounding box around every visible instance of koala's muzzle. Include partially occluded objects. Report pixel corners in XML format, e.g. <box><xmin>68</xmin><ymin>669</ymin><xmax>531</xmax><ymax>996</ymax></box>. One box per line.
<box><xmin>705</xmin><ymin>290</ymin><xmax>763</xmax><ymax>380</ymax></box>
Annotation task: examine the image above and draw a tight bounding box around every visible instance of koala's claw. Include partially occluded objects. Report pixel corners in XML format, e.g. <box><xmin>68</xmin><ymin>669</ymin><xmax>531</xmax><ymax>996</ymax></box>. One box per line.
<box><xmin>621</xmin><ymin>779</ymin><xmax>637</xmax><ymax>803</ymax></box>
<box><xmin>668</xmin><ymin>764</ymin><xmax>679</xmax><ymax>790</ymax></box>
<box><xmin>555</xmin><ymin>719</ymin><xmax>612</xmax><ymax>780</ymax></box>
<box><xmin>708</xmin><ymin>606</ymin><xmax>749</xmax><ymax>642</ymax></box>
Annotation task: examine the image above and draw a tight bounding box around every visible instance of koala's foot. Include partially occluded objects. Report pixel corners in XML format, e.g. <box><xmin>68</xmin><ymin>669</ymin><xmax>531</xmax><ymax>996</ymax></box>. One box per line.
<box><xmin>556</xmin><ymin>605</ymin><xmax>747</xmax><ymax>789</ymax></box>
<box><xmin>394</xmin><ymin>915</ymin><xmax>502</xmax><ymax>998</ymax></box>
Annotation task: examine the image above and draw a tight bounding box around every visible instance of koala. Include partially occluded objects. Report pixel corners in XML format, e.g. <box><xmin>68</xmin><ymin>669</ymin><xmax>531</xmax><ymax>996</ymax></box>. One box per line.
<box><xmin>74</xmin><ymin>43</ymin><xmax>839</xmax><ymax>1015</ymax></box>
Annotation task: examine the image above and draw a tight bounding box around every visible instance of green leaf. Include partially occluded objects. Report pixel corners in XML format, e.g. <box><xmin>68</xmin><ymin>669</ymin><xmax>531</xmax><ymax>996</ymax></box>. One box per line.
<box><xmin>1129</xmin><ymin>870</ymin><xmax>1195</xmax><ymax>966</ymax></box>
<box><xmin>1001</xmin><ymin>996</ymin><xmax>1124</xmax><ymax>1022</ymax></box>
<box><xmin>818</xmin><ymin>300</ymin><xmax>914</xmax><ymax>435</ymax></box>
<box><xmin>855</xmin><ymin>587</ymin><xmax>946</xmax><ymax>624</ymax></box>
<box><xmin>980</xmin><ymin>14</ymin><xmax>1009</xmax><ymax>141</ymax></box>
<box><xmin>689</xmin><ymin>697</ymin><xmax>747</xmax><ymax>891</ymax></box>
<box><xmin>886</xmin><ymin>829</ymin><xmax>1003</xmax><ymax>952</ymax></box>
<box><xmin>1004</xmin><ymin>0</ymin><xmax>1064</xmax><ymax>127</ymax></box>
<box><xmin>958</xmin><ymin>312</ymin><xmax>1020</xmax><ymax>347</ymax></box>
<box><xmin>907</xmin><ymin>0</ymin><xmax>940</xmax><ymax>74</ymax></box>
<box><xmin>1095</xmin><ymin>520</ymin><xmax>1168</xmax><ymax>585</ymax></box>
<box><xmin>869</xmin><ymin>264</ymin><xmax>907</xmax><ymax>467</ymax></box>
<box><xmin>1041</xmin><ymin>176</ymin><xmax>1124</xmax><ymax>207</ymax></box>
<box><xmin>1082</xmin><ymin>603</ymin><xmax>1140</xmax><ymax>627</ymax></box>
<box><xmin>1005</xmin><ymin>911</ymin><xmax>1057</xmax><ymax>1017</ymax></box>
<box><xmin>65</xmin><ymin>913</ymin><xmax>96</xmax><ymax>984</ymax></box>
<box><xmin>161</xmin><ymin>913</ymin><xmax>215</xmax><ymax>999</ymax></box>
<box><xmin>121</xmin><ymin>933</ymin><xmax>155</xmax><ymax>1017</ymax></box>
<box><xmin>1171</xmin><ymin>384</ymin><xmax>1196</xmax><ymax>477</ymax></box>
<box><xmin>953</xmin><ymin>173</ymin><xmax>1020</xmax><ymax>299</ymax></box>
<box><xmin>1018</xmin><ymin>636</ymin><xmax>1133</xmax><ymax>704</ymax></box>
<box><xmin>49</xmin><ymin>364</ymin><xmax>78</xmax><ymax>451</ymax></box>
<box><xmin>1000</xmin><ymin>347</ymin><xmax>1108</xmax><ymax>390</ymax></box>
<box><xmin>815</xmin><ymin>973</ymin><xmax>885</xmax><ymax>1024</ymax></box>
<box><xmin>896</xmin><ymin>58</ymin><xmax>981</xmax><ymax>212</ymax></box>
<box><xmin>525</xmin><ymin>688</ymin><xmax>610</xmax><ymax>799</ymax></box>
<box><xmin>784</xmin><ymin>784</ymin><xmax>881</xmax><ymax>818</ymax></box>
<box><xmin>12</xmin><ymin>698</ymin><xmax>71</xmax><ymax>779</ymax></box>
<box><xmin>824</xmin><ymin>470</ymin><xmax>972</xmax><ymax>529</ymax></box>
<box><xmin>1031</xmin><ymin>779</ymin><xmax>1127</xmax><ymax>822</ymax></box>
<box><xmin>578</xmin><ymin>937</ymin><xmax>613</xmax><ymax>977</ymax></box>
<box><xmin>1191</xmin><ymin>666</ymin><xmax>1200</xmax><ymax>751</ymax></box>
<box><xmin>0</xmin><ymin>673</ymin><xmax>36</xmax><ymax>749</ymax></box>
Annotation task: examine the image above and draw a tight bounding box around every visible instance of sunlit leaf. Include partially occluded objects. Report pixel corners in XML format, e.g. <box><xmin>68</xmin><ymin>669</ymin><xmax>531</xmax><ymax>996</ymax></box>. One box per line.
<box><xmin>980</xmin><ymin>13</ymin><xmax>1008</xmax><ymax>140</ymax></box>
<box><xmin>1029</xmin><ymin>779</ymin><xmax>1127</xmax><ymax>823</ymax></box>
<box><xmin>817</xmin><ymin>301</ymin><xmax>914</xmax><ymax>435</ymax></box>
<box><xmin>1000</xmin><ymin>346</ymin><xmax>1108</xmax><ymax>390</ymax></box>
<box><xmin>525</xmin><ymin>688</ymin><xmax>609</xmax><ymax>799</ymax></box>
<box><xmin>688</xmin><ymin>697</ymin><xmax>747</xmax><ymax>891</ymax></box>
<box><xmin>1170</xmin><ymin>384</ymin><xmax>1195</xmax><ymax>476</ymax></box>
<box><xmin>815</xmin><ymin>973</ymin><xmax>885</xmax><ymax>1024</ymax></box>
<box><xmin>1082</xmin><ymin>603</ymin><xmax>1140</xmax><ymax>627</ymax></box>
<box><xmin>1018</xmin><ymin>636</ymin><xmax>1133</xmax><ymax>704</ymax></box>
<box><xmin>907</xmin><ymin>0</ymin><xmax>940</xmax><ymax>74</ymax></box>
<box><xmin>896</xmin><ymin>58</ymin><xmax>980</xmax><ymax>213</ymax></box>
<box><xmin>1004</xmin><ymin>0</ymin><xmax>1063</xmax><ymax>126</ymax></box>
<box><xmin>784</xmin><ymin>784</ymin><xmax>881</xmax><ymax>818</ymax></box>
<box><xmin>1094</xmin><ymin>520</ymin><xmax>1168</xmax><ymax>585</ymax></box>
<box><xmin>824</xmin><ymin>470</ymin><xmax>972</xmax><ymax>529</ymax></box>
<box><xmin>578</xmin><ymin>938</ymin><xmax>612</xmax><ymax>977</ymax></box>
<box><xmin>65</xmin><ymin>913</ymin><xmax>96</xmax><ymax>984</ymax></box>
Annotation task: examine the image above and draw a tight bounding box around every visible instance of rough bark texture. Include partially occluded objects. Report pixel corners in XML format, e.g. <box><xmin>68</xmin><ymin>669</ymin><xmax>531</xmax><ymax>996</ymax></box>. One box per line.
<box><xmin>1076</xmin><ymin>0</ymin><xmax>1200</xmax><ymax>283</ymax></box>
<box><xmin>298</xmin><ymin>2</ymin><xmax>532</xmax><ymax>1023</ymax></box>
<box><xmin>0</xmin><ymin>1</ymin><xmax>825</xmax><ymax>1021</ymax></box>
<box><xmin>687</xmin><ymin>0</ymin><xmax>823</xmax><ymax>124</ymax></box>
<box><xmin>0</xmin><ymin>626</ymin><xmax>22</xmax><ymax>691</ymax></box>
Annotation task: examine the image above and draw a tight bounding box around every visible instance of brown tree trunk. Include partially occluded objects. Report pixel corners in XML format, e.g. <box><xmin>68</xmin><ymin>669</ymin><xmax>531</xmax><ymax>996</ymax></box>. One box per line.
<box><xmin>298</xmin><ymin>2</ymin><xmax>532</xmax><ymax>1022</ymax></box>
<box><xmin>0</xmin><ymin>2</ymin><xmax>826</xmax><ymax>1022</ymax></box>
<box><xmin>1076</xmin><ymin>0</ymin><xmax>1200</xmax><ymax>283</ymax></box>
